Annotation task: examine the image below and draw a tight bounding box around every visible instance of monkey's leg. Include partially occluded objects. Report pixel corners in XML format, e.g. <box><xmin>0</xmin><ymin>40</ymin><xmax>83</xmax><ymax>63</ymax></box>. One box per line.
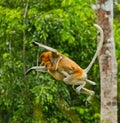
<box><xmin>85</xmin><ymin>79</ymin><xmax>96</xmax><ymax>85</ymax></box>
<box><xmin>61</xmin><ymin>71</ymin><xmax>70</xmax><ymax>77</ymax></box>
<box><xmin>61</xmin><ymin>71</ymin><xmax>96</xmax><ymax>85</ymax></box>
<box><xmin>61</xmin><ymin>71</ymin><xmax>86</xmax><ymax>94</ymax></box>
<box><xmin>25</xmin><ymin>66</ymin><xmax>48</xmax><ymax>75</ymax></box>
<box><xmin>81</xmin><ymin>87</ymin><xmax>95</xmax><ymax>106</ymax></box>
<box><xmin>63</xmin><ymin>75</ymin><xmax>86</xmax><ymax>86</ymax></box>
<box><xmin>61</xmin><ymin>71</ymin><xmax>74</xmax><ymax>84</ymax></box>
<box><xmin>74</xmin><ymin>81</ymin><xmax>86</xmax><ymax>94</ymax></box>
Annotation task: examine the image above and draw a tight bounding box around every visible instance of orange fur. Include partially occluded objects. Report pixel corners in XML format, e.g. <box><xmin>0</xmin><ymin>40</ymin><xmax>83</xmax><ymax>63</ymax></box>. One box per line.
<box><xmin>40</xmin><ymin>51</ymin><xmax>85</xmax><ymax>83</ymax></box>
<box><xmin>40</xmin><ymin>52</ymin><xmax>55</xmax><ymax>71</ymax></box>
<box><xmin>26</xmin><ymin>24</ymin><xmax>103</xmax><ymax>104</ymax></box>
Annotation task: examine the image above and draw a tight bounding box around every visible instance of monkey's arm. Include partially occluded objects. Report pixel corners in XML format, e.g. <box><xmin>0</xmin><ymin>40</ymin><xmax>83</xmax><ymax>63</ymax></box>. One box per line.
<box><xmin>32</xmin><ymin>41</ymin><xmax>58</xmax><ymax>53</ymax></box>
<box><xmin>25</xmin><ymin>66</ymin><xmax>48</xmax><ymax>75</ymax></box>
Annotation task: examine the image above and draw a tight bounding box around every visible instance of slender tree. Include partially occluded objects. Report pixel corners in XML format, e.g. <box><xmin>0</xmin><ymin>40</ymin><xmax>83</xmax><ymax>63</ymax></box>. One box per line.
<box><xmin>97</xmin><ymin>0</ymin><xmax>118</xmax><ymax>123</ymax></box>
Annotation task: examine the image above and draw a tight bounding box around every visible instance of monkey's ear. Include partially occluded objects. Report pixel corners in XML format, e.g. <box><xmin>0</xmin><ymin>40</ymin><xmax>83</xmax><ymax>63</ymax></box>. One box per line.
<box><xmin>32</xmin><ymin>41</ymin><xmax>58</xmax><ymax>53</ymax></box>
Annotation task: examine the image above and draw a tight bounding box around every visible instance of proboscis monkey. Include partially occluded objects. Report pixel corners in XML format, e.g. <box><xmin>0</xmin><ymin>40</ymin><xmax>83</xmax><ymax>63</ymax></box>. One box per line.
<box><xmin>25</xmin><ymin>24</ymin><xmax>103</xmax><ymax>105</ymax></box>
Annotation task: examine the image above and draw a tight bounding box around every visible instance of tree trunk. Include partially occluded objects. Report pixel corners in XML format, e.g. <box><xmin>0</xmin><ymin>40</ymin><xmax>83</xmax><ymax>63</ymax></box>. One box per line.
<box><xmin>97</xmin><ymin>0</ymin><xmax>118</xmax><ymax>123</ymax></box>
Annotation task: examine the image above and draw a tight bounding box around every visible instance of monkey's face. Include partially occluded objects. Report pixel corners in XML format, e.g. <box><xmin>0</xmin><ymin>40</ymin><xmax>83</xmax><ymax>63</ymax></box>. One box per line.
<box><xmin>40</xmin><ymin>52</ymin><xmax>52</xmax><ymax>67</ymax></box>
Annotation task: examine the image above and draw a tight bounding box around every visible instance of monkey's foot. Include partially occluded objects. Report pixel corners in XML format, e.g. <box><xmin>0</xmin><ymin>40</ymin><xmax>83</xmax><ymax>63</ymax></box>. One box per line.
<box><xmin>75</xmin><ymin>83</ymin><xmax>86</xmax><ymax>94</ymax></box>
<box><xmin>85</xmin><ymin>91</ymin><xmax>95</xmax><ymax>106</ymax></box>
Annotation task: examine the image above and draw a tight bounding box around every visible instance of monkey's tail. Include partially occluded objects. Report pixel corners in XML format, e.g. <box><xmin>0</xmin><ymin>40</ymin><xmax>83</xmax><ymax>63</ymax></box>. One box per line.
<box><xmin>84</xmin><ymin>24</ymin><xmax>104</xmax><ymax>73</ymax></box>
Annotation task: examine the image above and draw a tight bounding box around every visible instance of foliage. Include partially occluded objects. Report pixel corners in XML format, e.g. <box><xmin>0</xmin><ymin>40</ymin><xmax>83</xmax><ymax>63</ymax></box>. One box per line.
<box><xmin>114</xmin><ymin>3</ymin><xmax>120</xmax><ymax>122</ymax></box>
<box><xmin>0</xmin><ymin>0</ymin><xmax>118</xmax><ymax>123</ymax></box>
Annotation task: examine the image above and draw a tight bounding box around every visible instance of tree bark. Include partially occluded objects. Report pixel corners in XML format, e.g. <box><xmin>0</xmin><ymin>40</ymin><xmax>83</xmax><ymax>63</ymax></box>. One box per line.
<box><xmin>97</xmin><ymin>0</ymin><xmax>118</xmax><ymax>123</ymax></box>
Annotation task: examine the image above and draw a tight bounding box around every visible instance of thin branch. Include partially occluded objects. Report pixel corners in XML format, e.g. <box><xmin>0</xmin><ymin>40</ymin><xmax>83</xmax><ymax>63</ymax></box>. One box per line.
<box><xmin>23</xmin><ymin>3</ymin><xmax>28</xmax><ymax>78</ymax></box>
